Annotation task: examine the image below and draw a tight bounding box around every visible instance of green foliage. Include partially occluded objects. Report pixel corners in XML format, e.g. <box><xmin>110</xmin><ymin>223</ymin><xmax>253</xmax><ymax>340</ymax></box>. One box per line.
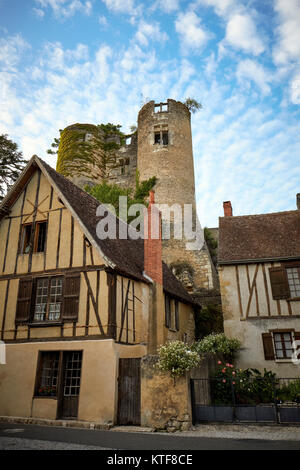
<box><xmin>194</xmin><ymin>304</ymin><xmax>223</xmax><ymax>340</ymax></box>
<box><xmin>84</xmin><ymin>172</ymin><xmax>157</xmax><ymax>223</ymax></box>
<box><xmin>47</xmin><ymin>137</ymin><xmax>60</xmax><ymax>155</ymax></box>
<box><xmin>56</xmin><ymin>122</ymin><xmax>127</xmax><ymax>180</ymax></box>
<box><xmin>0</xmin><ymin>134</ymin><xmax>27</xmax><ymax>200</ymax></box>
<box><xmin>277</xmin><ymin>380</ymin><xmax>300</xmax><ymax>403</ymax></box>
<box><xmin>193</xmin><ymin>333</ymin><xmax>240</xmax><ymax>362</ymax></box>
<box><xmin>157</xmin><ymin>341</ymin><xmax>201</xmax><ymax>379</ymax></box>
<box><xmin>211</xmin><ymin>362</ymin><xmax>278</xmax><ymax>405</ymax></box>
<box><xmin>204</xmin><ymin>227</ymin><xmax>218</xmax><ymax>266</ymax></box>
<box><xmin>183</xmin><ymin>98</ymin><xmax>203</xmax><ymax>114</ymax></box>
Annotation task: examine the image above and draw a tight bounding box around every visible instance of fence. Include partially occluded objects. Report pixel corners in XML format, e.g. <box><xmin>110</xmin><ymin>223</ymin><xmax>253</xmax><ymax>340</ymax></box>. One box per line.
<box><xmin>191</xmin><ymin>377</ymin><xmax>300</xmax><ymax>424</ymax></box>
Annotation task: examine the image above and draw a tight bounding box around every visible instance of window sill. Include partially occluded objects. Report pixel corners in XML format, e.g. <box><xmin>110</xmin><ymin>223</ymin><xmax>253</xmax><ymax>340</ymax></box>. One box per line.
<box><xmin>33</xmin><ymin>396</ymin><xmax>57</xmax><ymax>400</ymax></box>
<box><xmin>287</xmin><ymin>297</ymin><xmax>300</xmax><ymax>301</ymax></box>
<box><xmin>29</xmin><ymin>322</ymin><xmax>62</xmax><ymax>328</ymax></box>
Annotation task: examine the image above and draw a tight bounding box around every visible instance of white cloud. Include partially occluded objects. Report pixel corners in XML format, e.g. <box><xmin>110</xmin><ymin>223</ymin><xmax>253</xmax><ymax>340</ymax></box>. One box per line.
<box><xmin>273</xmin><ymin>0</ymin><xmax>300</xmax><ymax>65</ymax></box>
<box><xmin>225</xmin><ymin>13</ymin><xmax>265</xmax><ymax>55</ymax></box>
<box><xmin>236</xmin><ymin>59</ymin><xmax>272</xmax><ymax>95</ymax></box>
<box><xmin>0</xmin><ymin>34</ymin><xmax>30</xmax><ymax>72</ymax></box>
<box><xmin>33</xmin><ymin>7</ymin><xmax>45</xmax><ymax>17</ymax></box>
<box><xmin>196</xmin><ymin>0</ymin><xmax>237</xmax><ymax>18</ymax></box>
<box><xmin>98</xmin><ymin>15</ymin><xmax>108</xmax><ymax>27</ymax></box>
<box><xmin>101</xmin><ymin>0</ymin><xmax>135</xmax><ymax>14</ymax></box>
<box><xmin>135</xmin><ymin>21</ymin><xmax>168</xmax><ymax>47</ymax></box>
<box><xmin>34</xmin><ymin>0</ymin><xmax>92</xmax><ymax>18</ymax></box>
<box><xmin>151</xmin><ymin>0</ymin><xmax>181</xmax><ymax>13</ymax></box>
<box><xmin>175</xmin><ymin>11</ymin><xmax>211</xmax><ymax>53</ymax></box>
<box><xmin>290</xmin><ymin>74</ymin><xmax>300</xmax><ymax>104</ymax></box>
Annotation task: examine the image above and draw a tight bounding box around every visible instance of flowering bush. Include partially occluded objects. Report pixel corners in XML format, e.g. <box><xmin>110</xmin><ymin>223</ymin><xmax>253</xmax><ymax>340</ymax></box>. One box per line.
<box><xmin>157</xmin><ymin>341</ymin><xmax>201</xmax><ymax>379</ymax></box>
<box><xmin>211</xmin><ymin>361</ymin><xmax>277</xmax><ymax>405</ymax></box>
<box><xmin>193</xmin><ymin>333</ymin><xmax>241</xmax><ymax>361</ymax></box>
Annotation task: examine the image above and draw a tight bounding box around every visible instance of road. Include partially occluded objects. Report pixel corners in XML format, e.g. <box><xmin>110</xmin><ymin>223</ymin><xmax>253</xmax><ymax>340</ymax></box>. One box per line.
<box><xmin>0</xmin><ymin>422</ymin><xmax>300</xmax><ymax>450</ymax></box>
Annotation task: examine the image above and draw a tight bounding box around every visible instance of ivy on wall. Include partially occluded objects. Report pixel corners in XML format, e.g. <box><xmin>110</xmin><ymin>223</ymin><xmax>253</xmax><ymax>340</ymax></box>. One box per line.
<box><xmin>54</xmin><ymin>123</ymin><xmax>135</xmax><ymax>181</ymax></box>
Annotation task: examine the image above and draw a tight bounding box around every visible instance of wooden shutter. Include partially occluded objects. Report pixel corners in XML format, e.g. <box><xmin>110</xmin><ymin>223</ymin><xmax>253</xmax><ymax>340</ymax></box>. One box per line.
<box><xmin>62</xmin><ymin>274</ymin><xmax>81</xmax><ymax>321</ymax></box>
<box><xmin>262</xmin><ymin>333</ymin><xmax>275</xmax><ymax>360</ymax></box>
<box><xmin>16</xmin><ymin>278</ymin><xmax>33</xmax><ymax>324</ymax></box>
<box><xmin>269</xmin><ymin>267</ymin><xmax>290</xmax><ymax>300</ymax></box>
<box><xmin>165</xmin><ymin>294</ymin><xmax>171</xmax><ymax>328</ymax></box>
<box><xmin>175</xmin><ymin>300</ymin><xmax>179</xmax><ymax>331</ymax></box>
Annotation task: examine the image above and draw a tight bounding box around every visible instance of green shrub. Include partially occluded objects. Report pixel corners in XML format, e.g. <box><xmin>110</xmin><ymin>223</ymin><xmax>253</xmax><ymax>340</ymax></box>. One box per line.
<box><xmin>193</xmin><ymin>333</ymin><xmax>241</xmax><ymax>361</ymax></box>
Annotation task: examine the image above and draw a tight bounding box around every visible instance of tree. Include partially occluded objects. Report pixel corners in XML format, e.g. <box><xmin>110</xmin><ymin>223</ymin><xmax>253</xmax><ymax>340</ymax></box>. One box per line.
<box><xmin>47</xmin><ymin>136</ymin><xmax>60</xmax><ymax>155</ymax></box>
<box><xmin>0</xmin><ymin>134</ymin><xmax>27</xmax><ymax>200</ymax></box>
<box><xmin>85</xmin><ymin>172</ymin><xmax>157</xmax><ymax>223</ymax></box>
<box><xmin>183</xmin><ymin>98</ymin><xmax>203</xmax><ymax>114</ymax></box>
<box><xmin>204</xmin><ymin>227</ymin><xmax>218</xmax><ymax>266</ymax></box>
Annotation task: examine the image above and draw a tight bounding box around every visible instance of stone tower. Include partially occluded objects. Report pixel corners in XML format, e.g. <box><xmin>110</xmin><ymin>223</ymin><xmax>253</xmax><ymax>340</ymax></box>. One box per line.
<box><xmin>137</xmin><ymin>99</ymin><xmax>196</xmax><ymax>209</ymax></box>
<box><xmin>138</xmin><ymin>99</ymin><xmax>218</xmax><ymax>295</ymax></box>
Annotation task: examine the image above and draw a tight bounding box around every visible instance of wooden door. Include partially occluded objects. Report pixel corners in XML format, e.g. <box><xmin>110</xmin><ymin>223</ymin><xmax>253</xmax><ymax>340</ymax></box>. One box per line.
<box><xmin>59</xmin><ymin>351</ymin><xmax>82</xmax><ymax>419</ymax></box>
<box><xmin>117</xmin><ymin>358</ymin><xmax>141</xmax><ymax>425</ymax></box>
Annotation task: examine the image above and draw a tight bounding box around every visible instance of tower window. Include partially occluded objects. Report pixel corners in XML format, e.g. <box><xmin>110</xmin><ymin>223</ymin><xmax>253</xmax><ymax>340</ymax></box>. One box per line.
<box><xmin>154</xmin><ymin>132</ymin><xmax>161</xmax><ymax>144</ymax></box>
<box><xmin>162</xmin><ymin>132</ymin><xmax>168</xmax><ymax>145</ymax></box>
<box><xmin>154</xmin><ymin>126</ymin><xmax>168</xmax><ymax>146</ymax></box>
<box><xmin>154</xmin><ymin>102</ymin><xmax>168</xmax><ymax>113</ymax></box>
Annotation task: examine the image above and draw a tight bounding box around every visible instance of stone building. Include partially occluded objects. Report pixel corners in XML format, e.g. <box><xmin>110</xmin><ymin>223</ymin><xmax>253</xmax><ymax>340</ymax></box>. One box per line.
<box><xmin>56</xmin><ymin>99</ymin><xmax>219</xmax><ymax>302</ymax></box>
<box><xmin>218</xmin><ymin>198</ymin><xmax>300</xmax><ymax>377</ymax></box>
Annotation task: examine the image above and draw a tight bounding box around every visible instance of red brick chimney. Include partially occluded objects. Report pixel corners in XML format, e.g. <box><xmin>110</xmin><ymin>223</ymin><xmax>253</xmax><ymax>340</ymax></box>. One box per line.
<box><xmin>223</xmin><ymin>201</ymin><xmax>233</xmax><ymax>217</ymax></box>
<box><xmin>144</xmin><ymin>190</ymin><xmax>163</xmax><ymax>285</ymax></box>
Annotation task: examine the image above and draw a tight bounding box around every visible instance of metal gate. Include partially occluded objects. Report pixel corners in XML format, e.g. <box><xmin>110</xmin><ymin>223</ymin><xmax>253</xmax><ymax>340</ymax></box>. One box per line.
<box><xmin>117</xmin><ymin>358</ymin><xmax>141</xmax><ymax>425</ymax></box>
<box><xmin>191</xmin><ymin>378</ymin><xmax>300</xmax><ymax>424</ymax></box>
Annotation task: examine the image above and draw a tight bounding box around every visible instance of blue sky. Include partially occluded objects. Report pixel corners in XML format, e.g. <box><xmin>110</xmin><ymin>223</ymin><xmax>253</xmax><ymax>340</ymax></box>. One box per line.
<box><xmin>0</xmin><ymin>0</ymin><xmax>299</xmax><ymax>227</ymax></box>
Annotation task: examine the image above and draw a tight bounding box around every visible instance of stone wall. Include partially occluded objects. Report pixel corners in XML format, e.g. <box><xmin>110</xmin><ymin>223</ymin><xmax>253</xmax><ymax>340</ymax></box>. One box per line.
<box><xmin>140</xmin><ymin>354</ymin><xmax>216</xmax><ymax>431</ymax></box>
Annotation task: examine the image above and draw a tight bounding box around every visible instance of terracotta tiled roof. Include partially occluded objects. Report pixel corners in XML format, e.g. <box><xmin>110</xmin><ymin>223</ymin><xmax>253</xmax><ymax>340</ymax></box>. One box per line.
<box><xmin>218</xmin><ymin>210</ymin><xmax>300</xmax><ymax>264</ymax></box>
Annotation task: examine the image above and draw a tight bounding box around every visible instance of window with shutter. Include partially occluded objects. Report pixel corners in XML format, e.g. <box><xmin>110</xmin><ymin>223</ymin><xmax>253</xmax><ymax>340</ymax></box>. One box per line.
<box><xmin>62</xmin><ymin>274</ymin><xmax>81</xmax><ymax>321</ymax></box>
<box><xmin>165</xmin><ymin>294</ymin><xmax>171</xmax><ymax>328</ymax></box>
<box><xmin>269</xmin><ymin>267</ymin><xmax>290</xmax><ymax>300</ymax></box>
<box><xmin>262</xmin><ymin>333</ymin><xmax>275</xmax><ymax>360</ymax></box>
<box><xmin>16</xmin><ymin>278</ymin><xmax>33</xmax><ymax>324</ymax></box>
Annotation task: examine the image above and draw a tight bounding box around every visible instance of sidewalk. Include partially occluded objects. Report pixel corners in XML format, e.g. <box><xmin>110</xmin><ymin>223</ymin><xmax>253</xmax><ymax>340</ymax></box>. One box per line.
<box><xmin>1</xmin><ymin>416</ymin><xmax>300</xmax><ymax>442</ymax></box>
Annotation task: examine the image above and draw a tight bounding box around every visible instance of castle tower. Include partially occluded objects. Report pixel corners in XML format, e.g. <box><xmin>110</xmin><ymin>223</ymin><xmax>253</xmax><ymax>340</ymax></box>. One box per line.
<box><xmin>138</xmin><ymin>99</ymin><xmax>218</xmax><ymax>294</ymax></box>
<box><xmin>137</xmin><ymin>99</ymin><xmax>196</xmax><ymax>209</ymax></box>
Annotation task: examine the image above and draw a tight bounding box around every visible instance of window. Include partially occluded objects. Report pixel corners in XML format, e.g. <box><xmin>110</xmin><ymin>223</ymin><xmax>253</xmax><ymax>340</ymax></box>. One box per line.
<box><xmin>286</xmin><ymin>268</ymin><xmax>300</xmax><ymax>298</ymax></box>
<box><xmin>35</xmin><ymin>351</ymin><xmax>82</xmax><ymax>401</ymax></box>
<box><xmin>15</xmin><ymin>274</ymin><xmax>81</xmax><ymax>325</ymax></box>
<box><xmin>34</xmin><ymin>276</ymin><xmax>63</xmax><ymax>322</ymax></box>
<box><xmin>154</xmin><ymin>125</ymin><xmax>168</xmax><ymax>146</ymax></box>
<box><xmin>34</xmin><ymin>221</ymin><xmax>47</xmax><ymax>252</ymax></box>
<box><xmin>36</xmin><ymin>352</ymin><xmax>59</xmax><ymax>396</ymax></box>
<box><xmin>20</xmin><ymin>224</ymin><xmax>32</xmax><ymax>254</ymax></box>
<box><xmin>273</xmin><ymin>332</ymin><xmax>293</xmax><ymax>359</ymax></box>
<box><xmin>154</xmin><ymin>102</ymin><xmax>168</xmax><ymax>113</ymax></box>
<box><xmin>165</xmin><ymin>294</ymin><xmax>179</xmax><ymax>331</ymax></box>
<box><xmin>20</xmin><ymin>221</ymin><xmax>47</xmax><ymax>254</ymax></box>
<box><xmin>269</xmin><ymin>265</ymin><xmax>300</xmax><ymax>300</ymax></box>
<box><xmin>262</xmin><ymin>331</ymin><xmax>300</xmax><ymax>361</ymax></box>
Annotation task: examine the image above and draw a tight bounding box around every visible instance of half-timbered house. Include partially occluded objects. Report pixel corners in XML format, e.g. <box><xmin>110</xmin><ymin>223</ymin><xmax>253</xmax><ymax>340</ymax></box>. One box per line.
<box><xmin>0</xmin><ymin>156</ymin><xmax>196</xmax><ymax>424</ymax></box>
<box><xmin>218</xmin><ymin>199</ymin><xmax>300</xmax><ymax>377</ymax></box>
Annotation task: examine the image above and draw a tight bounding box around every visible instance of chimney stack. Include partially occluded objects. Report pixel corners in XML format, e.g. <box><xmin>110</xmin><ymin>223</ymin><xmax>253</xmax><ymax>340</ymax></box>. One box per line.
<box><xmin>223</xmin><ymin>201</ymin><xmax>233</xmax><ymax>217</ymax></box>
<box><xmin>144</xmin><ymin>190</ymin><xmax>163</xmax><ymax>285</ymax></box>
<box><xmin>297</xmin><ymin>193</ymin><xmax>300</xmax><ymax>211</ymax></box>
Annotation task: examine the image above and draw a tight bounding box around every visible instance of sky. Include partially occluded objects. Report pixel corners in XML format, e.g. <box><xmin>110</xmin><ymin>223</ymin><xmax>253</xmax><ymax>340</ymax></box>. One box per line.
<box><xmin>0</xmin><ymin>0</ymin><xmax>300</xmax><ymax>227</ymax></box>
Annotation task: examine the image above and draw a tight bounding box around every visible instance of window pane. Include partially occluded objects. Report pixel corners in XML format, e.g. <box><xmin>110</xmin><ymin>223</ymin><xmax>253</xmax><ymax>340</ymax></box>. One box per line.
<box><xmin>37</xmin><ymin>352</ymin><xmax>59</xmax><ymax>396</ymax></box>
<box><xmin>34</xmin><ymin>278</ymin><xmax>48</xmax><ymax>321</ymax></box>
<box><xmin>287</xmin><ymin>268</ymin><xmax>300</xmax><ymax>297</ymax></box>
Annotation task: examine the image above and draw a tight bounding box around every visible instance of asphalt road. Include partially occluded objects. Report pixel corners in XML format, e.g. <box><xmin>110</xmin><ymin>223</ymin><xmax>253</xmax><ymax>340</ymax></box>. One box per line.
<box><xmin>0</xmin><ymin>422</ymin><xmax>300</xmax><ymax>450</ymax></box>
